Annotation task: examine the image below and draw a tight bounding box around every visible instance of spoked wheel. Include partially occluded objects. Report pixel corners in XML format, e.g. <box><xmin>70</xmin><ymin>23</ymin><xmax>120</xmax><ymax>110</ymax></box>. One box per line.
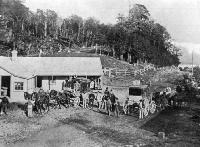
<box><xmin>143</xmin><ymin>106</ymin><xmax>149</xmax><ymax>117</ymax></box>
<box><xmin>73</xmin><ymin>98</ymin><xmax>80</xmax><ymax>107</ymax></box>
<box><xmin>87</xmin><ymin>99</ymin><xmax>94</xmax><ymax>110</ymax></box>
<box><xmin>143</xmin><ymin>99</ymin><xmax>150</xmax><ymax>117</ymax></box>
<box><xmin>149</xmin><ymin>101</ymin><xmax>156</xmax><ymax>114</ymax></box>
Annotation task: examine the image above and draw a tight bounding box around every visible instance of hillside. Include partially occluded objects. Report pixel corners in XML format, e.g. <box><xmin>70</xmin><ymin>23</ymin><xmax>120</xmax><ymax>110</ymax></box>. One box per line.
<box><xmin>103</xmin><ymin>67</ymin><xmax>184</xmax><ymax>92</ymax></box>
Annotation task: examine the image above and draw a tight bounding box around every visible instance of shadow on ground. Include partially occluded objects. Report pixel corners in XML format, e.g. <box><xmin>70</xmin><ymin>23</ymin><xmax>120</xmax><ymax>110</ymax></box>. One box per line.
<box><xmin>59</xmin><ymin>111</ymin><xmax>162</xmax><ymax>146</ymax></box>
<box><xmin>141</xmin><ymin>107</ymin><xmax>200</xmax><ymax>146</ymax></box>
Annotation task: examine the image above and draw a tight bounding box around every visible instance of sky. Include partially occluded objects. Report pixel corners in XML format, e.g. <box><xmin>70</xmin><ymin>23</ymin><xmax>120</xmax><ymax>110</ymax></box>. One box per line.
<box><xmin>24</xmin><ymin>0</ymin><xmax>200</xmax><ymax>64</ymax></box>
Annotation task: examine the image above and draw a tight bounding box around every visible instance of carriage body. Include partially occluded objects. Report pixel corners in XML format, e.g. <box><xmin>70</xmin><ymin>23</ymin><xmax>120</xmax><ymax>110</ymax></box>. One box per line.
<box><xmin>74</xmin><ymin>77</ymin><xmax>91</xmax><ymax>93</ymax></box>
<box><xmin>126</xmin><ymin>81</ymin><xmax>156</xmax><ymax>116</ymax></box>
<box><xmin>128</xmin><ymin>85</ymin><xmax>148</xmax><ymax>104</ymax></box>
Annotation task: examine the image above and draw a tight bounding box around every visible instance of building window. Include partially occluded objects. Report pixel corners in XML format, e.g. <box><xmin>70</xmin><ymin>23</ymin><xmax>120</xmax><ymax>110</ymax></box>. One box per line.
<box><xmin>14</xmin><ymin>82</ymin><xmax>24</xmax><ymax>90</ymax></box>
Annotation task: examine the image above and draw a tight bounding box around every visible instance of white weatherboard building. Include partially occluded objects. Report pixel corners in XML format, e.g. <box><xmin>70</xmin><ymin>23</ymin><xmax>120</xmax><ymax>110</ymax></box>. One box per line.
<box><xmin>0</xmin><ymin>50</ymin><xmax>103</xmax><ymax>103</ymax></box>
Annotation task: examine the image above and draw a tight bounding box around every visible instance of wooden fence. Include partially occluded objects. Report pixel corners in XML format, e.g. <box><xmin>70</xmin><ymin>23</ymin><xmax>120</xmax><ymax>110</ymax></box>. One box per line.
<box><xmin>103</xmin><ymin>64</ymin><xmax>156</xmax><ymax>78</ymax></box>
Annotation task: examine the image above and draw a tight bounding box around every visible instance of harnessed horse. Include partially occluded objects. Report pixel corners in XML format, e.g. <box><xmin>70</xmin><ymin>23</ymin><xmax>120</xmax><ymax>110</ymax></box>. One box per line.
<box><xmin>32</xmin><ymin>91</ymin><xmax>50</xmax><ymax>114</ymax></box>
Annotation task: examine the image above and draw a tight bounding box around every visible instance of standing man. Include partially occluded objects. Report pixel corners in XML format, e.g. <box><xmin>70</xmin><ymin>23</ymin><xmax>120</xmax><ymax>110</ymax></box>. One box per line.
<box><xmin>109</xmin><ymin>89</ymin><xmax>116</xmax><ymax>112</ymax></box>
<box><xmin>90</xmin><ymin>80</ymin><xmax>95</xmax><ymax>90</ymax></box>
<box><xmin>74</xmin><ymin>81</ymin><xmax>80</xmax><ymax>92</ymax></box>
<box><xmin>139</xmin><ymin>99</ymin><xmax>144</xmax><ymax>119</ymax></box>
<box><xmin>96</xmin><ymin>91</ymin><xmax>103</xmax><ymax>109</ymax></box>
<box><xmin>123</xmin><ymin>97</ymin><xmax>129</xmax><ymax>115</ymax></box>
<box><xmin>110</xmin><ymin>90</ymin><xmax>119</xmax><ymax>117</ymax></box>
<box><xmin>0</xmin><ymin>92</ymin><xmax>9</xmax><ymax>115</ymax></box>
<box><xmin>27</xmin><ymin>97</ymin><xmax>34</xmax><ymax>117</ymax></box>
<box><xmin>103</xmin><ymin>87</ymin><xmax>110</xmax><ymax>110</ymax></box>
<box><xmin>82</xmin><ymin>91</ymin><xmax>89</xmax><ymax>109</ymax></box>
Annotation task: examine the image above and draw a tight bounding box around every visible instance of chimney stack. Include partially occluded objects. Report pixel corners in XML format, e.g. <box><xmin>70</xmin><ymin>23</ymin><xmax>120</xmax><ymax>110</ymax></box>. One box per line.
<box><xmin>11</xmin><ymin>50</ymin><xmax>18</xmax><ymax>61</ymax></box>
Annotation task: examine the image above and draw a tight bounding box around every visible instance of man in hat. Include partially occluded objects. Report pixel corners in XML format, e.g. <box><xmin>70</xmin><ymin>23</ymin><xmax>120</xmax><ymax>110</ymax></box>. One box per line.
<box><xmin>123</xmin><ymin>97</ymin><xmax>129</xmax><ymax>115</ymax></box>
<box><xmin>0</xmin><ymin>92</ymin><xmax>10</xmax><ymax>115</ymax></box>
<box><xmin>139</xmin><ymin>99</ymin><xmax>144</xmax><ymax>119</ymax></box>
<box><xmin>96</xmin><ymin>91</ymin><xmax>103</xmax><ymax>109</ymax></box>
<box><xmin>103</xmin><ymin>87</ymin><xmax>110</xmax><ymax>110</ymax></box>
<box><xmin>82</xmin><ymin>91</ymin><xmax>89</xmax><ymax>109</ymax></box>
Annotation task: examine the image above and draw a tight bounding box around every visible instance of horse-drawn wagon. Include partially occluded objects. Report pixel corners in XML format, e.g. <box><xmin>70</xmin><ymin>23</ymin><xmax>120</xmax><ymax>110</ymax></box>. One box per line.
<box><xmin>124</xmin><ymin>80</ymin><xmax>157</xmax><ymax>117</ymax></box>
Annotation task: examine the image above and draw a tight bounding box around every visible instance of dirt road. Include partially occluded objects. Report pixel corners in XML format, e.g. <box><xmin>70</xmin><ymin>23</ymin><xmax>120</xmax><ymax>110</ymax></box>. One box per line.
<box><xmin>2</xmin><ymin>108</ymin><xmax>161</xmax><ymax>147</ymax></box>
<box><xmin>7</xmin><ymin>124</ymin><xmax>100</xmax><ymax>147</ymax></box>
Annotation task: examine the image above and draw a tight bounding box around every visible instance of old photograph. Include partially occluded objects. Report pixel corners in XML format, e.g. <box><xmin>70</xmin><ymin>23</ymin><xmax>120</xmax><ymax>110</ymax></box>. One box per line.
<box><xmin>0</xmin><ymin>0</ymin><xmax>200</xmax><ymax>146</ymax></box>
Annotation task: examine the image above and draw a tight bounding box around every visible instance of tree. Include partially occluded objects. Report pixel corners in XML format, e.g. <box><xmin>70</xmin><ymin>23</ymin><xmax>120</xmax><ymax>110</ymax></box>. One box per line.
<box><xmin>0</xmin><ymin>1</ymin><xmax>181</xmax><ymax>67</ymax></box>
<box><xmin>193</xmin><ymin>66</ymin><xmax>200</xmax><ymax>83</ymax></box>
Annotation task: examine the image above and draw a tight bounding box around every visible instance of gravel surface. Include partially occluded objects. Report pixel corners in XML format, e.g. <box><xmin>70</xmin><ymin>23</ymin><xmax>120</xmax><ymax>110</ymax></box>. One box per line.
<box><xmin>0</xmin><ymin>105</ymin><xmax>162</xmax><ymax>146</ymax></box>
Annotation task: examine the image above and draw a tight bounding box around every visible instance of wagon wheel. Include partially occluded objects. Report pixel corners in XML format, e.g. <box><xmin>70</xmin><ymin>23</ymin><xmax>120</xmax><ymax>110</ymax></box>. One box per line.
<box><xmin>73</xmin><ymin>97</ymin><xmax>80</xmax><ymax>107</ymax></box>
<box><xmin>87</xmin><ymin>101</ymin><xmax>93</xmax><ymax>110</ymax></box>
<box><xmin>143</xmin><ymin>99</ymin><xmax>150</xmax><ymax>117</ymax></box>
<box><xmin>143</xmin><ymin>106</ymin><xmax>149</xmax><ymax>117</ymax></box>
<box><xmin>149</xmin><ymin>101</ymin><xmax>156</xmax><ymax>114</ymax></box>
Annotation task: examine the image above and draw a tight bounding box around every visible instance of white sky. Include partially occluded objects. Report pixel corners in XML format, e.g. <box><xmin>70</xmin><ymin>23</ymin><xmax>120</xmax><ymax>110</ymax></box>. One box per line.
<box><xmin>24</xmin><ymin>0</ymin><xmax>200</xmax><ymax>64</ymax></box>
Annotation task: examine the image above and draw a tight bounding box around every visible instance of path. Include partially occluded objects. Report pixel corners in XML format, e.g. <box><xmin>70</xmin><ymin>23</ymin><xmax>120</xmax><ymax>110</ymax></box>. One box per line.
<box><xmin>7</xmin><ymin>124</ymin><xmax>100</xmax><ymax>147</ymax></box>
<box><xmin>4</xmin><ymin>108</ymin><xmax>160</xmax><ymax>147</ymax></box>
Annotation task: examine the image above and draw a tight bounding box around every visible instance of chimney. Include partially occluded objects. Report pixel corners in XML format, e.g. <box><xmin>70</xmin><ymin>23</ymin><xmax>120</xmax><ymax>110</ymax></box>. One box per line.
<box><xmin>39</xmin><ymin>49</ymin><xmax>43</xmax><ymax>57</ymax></box>
<box><xmin>11</xmin><ymin>50</ymin><xmax>18</xmax><ymax>61</ymax></box>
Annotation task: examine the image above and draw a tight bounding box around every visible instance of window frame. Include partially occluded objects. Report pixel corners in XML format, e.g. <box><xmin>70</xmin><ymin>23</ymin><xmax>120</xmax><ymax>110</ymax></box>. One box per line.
<box><xmin>14</xmin><ymin>82</ymin><xmax>24</xmax><ymax>91</ymax></box>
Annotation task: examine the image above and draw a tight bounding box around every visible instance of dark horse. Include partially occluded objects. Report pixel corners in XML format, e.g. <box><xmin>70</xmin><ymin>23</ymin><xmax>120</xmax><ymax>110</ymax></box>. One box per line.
<box><xmin>49</xmin><ymin>90</ymin><xmax>71</xmax><ymax>109</ymax></box>
<box><xmin>87</xmin><ymin>93</ymin><xmax>95</xmax><ymax>109</ymax></box>
<box><xmin>32</xmin><ymin>92</ymin><xmax>50</xmax><ymax>114</ymax></box>
<box><xmin>24</xmin><ymin>92</ymin><xmax>33</xmax><ymax>100</ymax></box>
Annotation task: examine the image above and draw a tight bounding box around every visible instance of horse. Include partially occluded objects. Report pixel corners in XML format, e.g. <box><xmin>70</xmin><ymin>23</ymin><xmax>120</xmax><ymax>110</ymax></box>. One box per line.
<box><xmin>152</xmin><ymin>92</ymin><xmax>162</xmax><ymax>111</ymax></box>
<box><xmin>87</xmin><ymin>93</ymin><xmax>95</xmax><ymax>109</ymax></box>
<box><xmin>49</xmin><ymin>90</ymin><xmax>73</xmax><ymax>108</ymax></box>
<box><xmin>24</xmin><ymin>92</ymin><xmax>33</xmax><ymax>100</ymax></box>
<box><xmin>63</xmin><ymin>90</ymin><xmax>76</xmax><ymax>107</ymax></box>
<box><xmin>57</xmin><ymin>91</ymin><xmax>70</xmax><ymax>108</ymax></box>
<box><xmin>32</xmin><ymin>92</ymin><xmax>50</xmax><ymax>114</ymax></box>
<box><xmin>49</xmin><ymin>90</ymin><xmax>60</xmax><ymax>109</ymax></box>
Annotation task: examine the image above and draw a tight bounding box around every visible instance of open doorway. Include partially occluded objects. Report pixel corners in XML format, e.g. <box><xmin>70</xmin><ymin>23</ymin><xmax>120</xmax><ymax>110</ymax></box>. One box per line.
<box><xmin>1</xmin><ymin>76</ymin><xmax>11</xmax><ymax>96</ymax></box>
<box><xmin>36</xmin><ymin>76</ymin><xmax>42</xmax><ymax>88</ymax></box>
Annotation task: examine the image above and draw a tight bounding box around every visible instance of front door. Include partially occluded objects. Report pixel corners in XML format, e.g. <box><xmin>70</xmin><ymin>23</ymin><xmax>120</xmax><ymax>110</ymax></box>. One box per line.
<box><xmin>1</xmin><ymin>76</ymin><xmax>11</xmax><ymax>96</ymax></box>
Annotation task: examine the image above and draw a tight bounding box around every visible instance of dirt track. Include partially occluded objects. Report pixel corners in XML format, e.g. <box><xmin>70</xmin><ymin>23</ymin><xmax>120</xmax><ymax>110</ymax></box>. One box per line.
<box><xmin>0</xmin><ymin>106</ymin><xmax>162</xmax><ymax>147</ymax></box>
<box><xmin>2</xmin><ymin>104</ymin><xmax>199</xmax><ymax>147</ymax></box>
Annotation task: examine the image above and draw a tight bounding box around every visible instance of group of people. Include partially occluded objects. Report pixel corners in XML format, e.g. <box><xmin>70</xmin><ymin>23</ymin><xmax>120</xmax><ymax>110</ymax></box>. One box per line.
<box><xmin>80</xmin><ymin>87</ymin><xmax>119</xmax><ymax>116</ymax></box>
<box><xmin>123</xmin><ymin>97</ymin><xmax>146</xmax><ymax>119</ymax></box>
<box><xmin>62</xmin><ymin>77</ymin><xmax>81</xmax><ymax>92</ymax></box>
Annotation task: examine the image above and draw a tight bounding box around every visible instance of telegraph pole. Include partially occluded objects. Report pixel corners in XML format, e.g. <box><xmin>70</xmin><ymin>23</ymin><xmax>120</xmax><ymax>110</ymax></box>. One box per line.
<box><xmin>128</xmin><ymin>0</ymin><xmax>131</xmax><ymax>17</ymax></box>
<box><xmin>192</xmin><ymin>49</ymin><xmax>194</xmax><ymax>76</ymax></box>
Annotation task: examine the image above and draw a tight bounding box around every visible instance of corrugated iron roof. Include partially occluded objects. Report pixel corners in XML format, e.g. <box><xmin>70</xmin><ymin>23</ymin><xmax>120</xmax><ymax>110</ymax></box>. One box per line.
<box><xmin>0</xmin><ymin>56</ymin><xmax>103</xmax><ymax>79</ymax></box>
<box><xmin>0</xmin><ymin>57</ymin><xmax>34</xmax><ymax>79</ymax></box>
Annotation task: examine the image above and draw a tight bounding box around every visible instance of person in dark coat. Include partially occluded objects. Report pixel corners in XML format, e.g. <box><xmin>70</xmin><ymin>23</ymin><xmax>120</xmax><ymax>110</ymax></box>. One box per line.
<box><xmin>103</xmin><ymin>87</ymin><xmax>110</xmax><ymax>110</ymax></box>
<box><xmin>0</xmin><ymin>93</ymin><xmax>9</xmax><ymax>115</ymax></box>
<box><xmin>109</xmin><ymin>90</ymin><xmax>116</xmax><ymax>111</ymax></box>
